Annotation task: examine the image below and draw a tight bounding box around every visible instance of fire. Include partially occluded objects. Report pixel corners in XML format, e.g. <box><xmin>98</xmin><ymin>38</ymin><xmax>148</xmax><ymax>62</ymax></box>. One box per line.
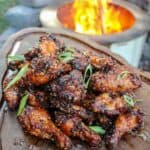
<box><xmin>73</xmin><ymin>0</ymin><xmax>129</xmax><ymax>35</ymax></box>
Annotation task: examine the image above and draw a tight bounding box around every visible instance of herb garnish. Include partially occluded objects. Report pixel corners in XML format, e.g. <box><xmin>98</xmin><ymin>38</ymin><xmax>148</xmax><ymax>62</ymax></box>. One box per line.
<box><xmin>89</xmin><ymin>126</ymin><xmax>106</xmax><ymax>135</ymax></box>
<box><xmin>123</xmin><ymin>95</ymin><xmax>135</xmax><ymax>107</ymax></box>
<box><xmin>17</xmin><ymin>92</ymin><xmax>29</xmax><ymax>116</ymax></box>
<box><xmin>83</xmin><ymin>64</ymin><xmax>93</xmax><ymax>89</ymax></box>
<box><xmin>58</xmin><ymin>47</ymin><xmax>75</xmax><ymax>63</ymax></box>
<box><xmin>4</xmin><ymin>64</ymin><xmax>29</xmax><ymax>91</ymax></box>
<box><xmin>137</xmin><ymin>131</ymin><xmax>150</xmax><ymax>142</ymax></box>
<box><xmin>135</xmin><ymin>99</ymin><xmax>143</xmax><ymax>103</ymax></box>
<box><xmin>8</xmin><ymin>55</ymin><xmax>25</xmax><ymax>62</ymax></box>
<box><xmin>65</xmin><ymin>47</ymin><xmax>75</xmax><ymax>53</ymax></box>
<box><xmin>123</xmin><ymin>95</ymin><xmax>143</xmax><ymax>107</ymax></box>
<box><xmin>117</xmin><ymin>71</ymin><xmax>130</xmax><ymax>80</ymax></box>
<box><xmin>58</xmin><ymin>52</ymin><xmax>74</xmax><ymax>63</ymax></box>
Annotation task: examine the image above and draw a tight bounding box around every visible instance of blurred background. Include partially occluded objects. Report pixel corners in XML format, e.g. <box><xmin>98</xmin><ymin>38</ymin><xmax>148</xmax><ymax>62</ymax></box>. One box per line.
<box><xmin>0</xmin><ymin>0</ymin><xmax>149</xmax><ymax>71</ymax></box>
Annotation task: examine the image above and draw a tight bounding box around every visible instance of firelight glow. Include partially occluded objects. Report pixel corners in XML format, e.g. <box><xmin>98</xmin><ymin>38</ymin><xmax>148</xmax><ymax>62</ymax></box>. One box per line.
<box><xmin>73</xmin><ymin>0</ymin><xmax>133</xmax><ymax>35</ymax></box>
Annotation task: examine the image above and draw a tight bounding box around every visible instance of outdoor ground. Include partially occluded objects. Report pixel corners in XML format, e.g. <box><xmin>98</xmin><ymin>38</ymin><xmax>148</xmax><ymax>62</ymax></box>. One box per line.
<box><xmin>0</xmin><ymin>0</ymin><xmax>18</xmax><ymax>34</ymax></box>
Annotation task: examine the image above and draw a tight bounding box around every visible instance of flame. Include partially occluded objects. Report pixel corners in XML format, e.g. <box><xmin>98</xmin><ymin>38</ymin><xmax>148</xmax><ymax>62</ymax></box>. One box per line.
<box><xmin>73</xmin><ymin>0</ymin><xmax>125</xmax><ymax>35</ymax></box>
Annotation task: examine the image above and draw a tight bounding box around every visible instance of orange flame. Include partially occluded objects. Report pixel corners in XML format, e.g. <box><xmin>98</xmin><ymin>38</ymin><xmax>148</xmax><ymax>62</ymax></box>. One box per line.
<box><xmin>73</xmin><ymin>0</ymin><xmax>133</xmax><ymax>35</ymax></box>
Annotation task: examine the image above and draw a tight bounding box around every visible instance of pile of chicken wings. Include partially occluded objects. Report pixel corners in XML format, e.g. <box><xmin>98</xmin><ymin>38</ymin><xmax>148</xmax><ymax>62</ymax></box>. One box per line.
<box><xmin>3</xmin><ymin>34</ymin><xmax>143</xmax><ymax>150</ymax></box>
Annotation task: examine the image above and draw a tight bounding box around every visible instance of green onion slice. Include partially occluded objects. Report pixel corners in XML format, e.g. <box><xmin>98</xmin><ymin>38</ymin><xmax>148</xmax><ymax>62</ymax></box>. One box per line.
<box><xmin>8</xmin><ymin>55</ymin><xmax>25</xmax><ymax>62</ymax></box>
<box><xmin>89</xmin><ymin>126</ymin><xmax>106</xmax><ymax>135</ymax></box>
<box><xmin>137</xmin><ymin>131</ymin><xmax>150</xmax><ymax>142</ymax></box>
<box><xmin>65</xmin><ymin>47</ymin><xmax>75</xmax><ymax>53</ymax></box>
<box><xmin>135</xmin><ymin>99</ymin><xmax>143</xmax><ymax>103</ymax></box>
<box><xmin>4</xmin><ymin>64</ymin><xmax>29</xmax><ymax>91</ymax></box>
<box><xmin>58</xmin><ymin>51</ymin><xmax>74</xmax><ymax>63</ymax></box>
<box><xmin>123</xmin><ymin>95</ymin><xmax>135</xmax><ymax>107</ymax></box>
<box><xmin>83</xmin><ymin>64</ymin><xmax>93</xmax><ymax>89</ymax></box>
<box><xmin>58</xmin><ymin>47</ymin><xmax>75</xmax><ymax>63</ymax></box>
<box><xmin>17</xmin><ymin>92</ymin><xmax>29</xmax><ymax>116</ymax></box>
<box><xmin>117</xmin><ymin>71</ymin><xmax>130</xmax><ymax>80</ymax></box>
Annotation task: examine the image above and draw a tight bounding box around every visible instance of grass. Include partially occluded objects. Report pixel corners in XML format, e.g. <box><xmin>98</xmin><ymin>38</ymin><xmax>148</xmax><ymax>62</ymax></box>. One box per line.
<box><xmin>0</xmin><ymin>0</ymin><xmax>18</xmax><ymax>34</ymax></box>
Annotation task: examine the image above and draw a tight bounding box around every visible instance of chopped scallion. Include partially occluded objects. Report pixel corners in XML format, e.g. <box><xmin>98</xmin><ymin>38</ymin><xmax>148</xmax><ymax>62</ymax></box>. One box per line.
<box><xmin>8</xmin><ymin>55</ymin><xmax>25</xmax><ymax>62</ymax></box>
<box><xmin>123</xmin><ymin>95</ymin><xmax>135</xmax><ymax>107</ymax></box>
<box><xmin>89</xmin><ymin>126</ymin><xmax>105</xmax><ymax>135</ymax></box>
<box><xmin>83</xmin><ymin>64</ymin><xmax>93</xmax><ymax>89</ymax></box>
<box><xmin>17</xmin><ymin>92</ymin><xmax>29</xmax><ymax>116</ymax></box>
<box><xmin>117</xmin><ymin>71</ymin><xmax>130</xmax><ymax>80</ymax></box>
<box><xmin>4</xmin><ymin>64</ymin><xmax>29</xmax><ymax>91</ymax></box>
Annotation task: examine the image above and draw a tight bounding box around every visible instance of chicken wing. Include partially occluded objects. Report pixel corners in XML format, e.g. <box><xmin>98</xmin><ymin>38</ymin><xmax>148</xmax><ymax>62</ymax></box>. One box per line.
<box><xmin>89</xmin><ymin>55</ymin><xmax>115</xmax><ymax>72</ymax></box>
<box><xmin>91</xmin><ymin>93</ymin><xmax>128</xmax><ymax>116</ymax></box>
<box><xmin>48</xmin><ymin>95</ymin><xmax>94</xmax><ymax>124</ymax></box>
<box><xmin>39</xmin><ymin>35</ymin><xmax>58</xmax><ymax>56</ymax></box>
<box><xmin>105</xmin><ymin>109</ymin><xmax>143</xmax><ymax>149</ymax></box>
<box><xmin>26</xmin><ymin>56</ymin><xmax>72</xmax><ymax>86</ymax></box>
<box><xmin>18</xmin><ymin>106</ymin><xmax>72</xmax><ymax>150</ymax></box>
<box><xmin>71</xmin><ymin>51</ymin><xmax>89</xmax><ymax>72</ymax></box>
<box><xmin>91</xmin><ymin>66</ymin><xmax>141</xmax><ymax>92</ymax></box>
<box><xmin>24</xmin><ymin>48</ymin><xmax>40</xmax><ymax>61</ymax></box>
<box><xmin>96</xmin><ymin>113</ymin><xmax>113</xmax><ymax>129</ymax></box>
<box><xmin>49</xmin><ymin>70</ymin><xmax>86</xmax><ymax>104</ymax></box>
<box><xmin>55</xmin><ymin>113</ymin><xmax>101</xmax><ymax>149</ymax></box>
<box><xmin>3</xmin><ymin>77</ymin><xmax>25</xmax><ymax>110</ymax></box>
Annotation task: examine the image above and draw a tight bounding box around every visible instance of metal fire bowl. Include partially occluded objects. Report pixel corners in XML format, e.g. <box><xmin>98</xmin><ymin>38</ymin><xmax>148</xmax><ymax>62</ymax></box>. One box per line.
<box><xmin>40</xmin><ymin>0</ymin><xmax>150</xmax><ymax>45</ymax></box>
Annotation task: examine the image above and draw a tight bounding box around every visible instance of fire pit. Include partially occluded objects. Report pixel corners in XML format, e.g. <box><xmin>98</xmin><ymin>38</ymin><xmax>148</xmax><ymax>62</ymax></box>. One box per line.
<box><xmin>57</xmin><ymin>0</ymin><xmax>135</xmax><ymax>35</ymax></box>
<box><xmin>40</xmin><ymin>0</ymin><xmax>150</xmax><ymax>67</ymax></box>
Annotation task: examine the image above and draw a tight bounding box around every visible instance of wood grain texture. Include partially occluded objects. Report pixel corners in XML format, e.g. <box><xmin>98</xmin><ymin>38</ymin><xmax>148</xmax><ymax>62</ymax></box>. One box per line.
<box><xmin>0</xmin><ymin>27</ymin><xmax>150</xmax><ymax>150</ymax></box>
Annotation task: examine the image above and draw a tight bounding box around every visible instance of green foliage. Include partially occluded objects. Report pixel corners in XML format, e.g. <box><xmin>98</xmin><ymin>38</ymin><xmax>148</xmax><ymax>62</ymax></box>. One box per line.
<box><xmin>0</xmin><ymin>0</ymin><xmax>18</xmax><ymax>33</ymax></box>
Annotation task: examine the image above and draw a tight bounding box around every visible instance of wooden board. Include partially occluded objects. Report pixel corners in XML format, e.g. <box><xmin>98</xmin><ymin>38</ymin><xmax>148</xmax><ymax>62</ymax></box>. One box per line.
<box><xmin>0</xmin><ymin>27</ymin><xmax>150</xmax><ymax>150</ymax></box>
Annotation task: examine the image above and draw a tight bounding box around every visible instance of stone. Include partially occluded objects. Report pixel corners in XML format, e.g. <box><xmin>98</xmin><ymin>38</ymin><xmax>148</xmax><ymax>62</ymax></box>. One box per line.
<box><xmin>19</xmin><ymin>0</ymin><xmax>59</xmax><ymax>8</ymax></box>
<box><xmin>5</xmin><ymin>5</ymin><xmax>41</xmax><ymax>29</ymax></box>
<box><xmin>0</xmin><ymin>27</ymin><xmax>20</xmax><ymax>48</ymax></box>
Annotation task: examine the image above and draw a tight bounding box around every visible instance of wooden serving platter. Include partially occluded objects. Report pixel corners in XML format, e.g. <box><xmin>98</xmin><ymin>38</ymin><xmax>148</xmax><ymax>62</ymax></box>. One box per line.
<box><xmin>0</xmin><ymin>27</ymin><xmax>150</xmax><ymax>150</ymax></box>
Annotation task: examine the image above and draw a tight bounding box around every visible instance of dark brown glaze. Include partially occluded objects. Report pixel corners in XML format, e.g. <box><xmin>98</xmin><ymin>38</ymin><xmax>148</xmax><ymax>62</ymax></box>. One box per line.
<box><xmin>49</xmin><ymin>70</ymin><xmax>86</xmax><ymax>104</ymax></box>
<box><xmin>57</xmin><ymin>103</ymin><xmax>94</xmax><ymax>124</ymax></box>
<box><xmin>91</xmin><ymin>93</ymin><xmax>128</xmax><ymax>116</ymax></box>
<box><xmin>24</xmin><ymin>48</ymin><xmax>41</xmax><ymax>61</ymax></box>
<box><xmin>39</xmin><ymin>35</ymin><xmax>58</xmax><ymax>57</ymax></box>
<box><xmin>3</xmin><ymin>77</ymin><xmax>25</xmax><ymax>110</ymax></box>
<box><xmin>18</xmin><ymin>106</ymin><xmax>72</xmax><ymax>150</ymax></box>
<box><xmin>71</xmin><ymin>51</ymin><xmax>89</xmax><ymax>72</ymax></box>
<box><xmin>27</xmin><ymin>93</ymin><xmax>41</xmax><ymax>107</ymax></box>
<box><xmin>39</xmin><ymin>34</ymin><xmax>65</xmax><ymax>57</ymax></box>
<box><xmin>96</xmin><ymin>113</ymin><xmax>113</xmax><ymax>129</ymax></box>
<box><xmin>105</xmin><ymin>109</ymin><xmax>143</xmax><ymax>149</ymax></box>
<box><xmin>89</xmin><ymin>55</ymin><xmax>115</xmax><ymax>72</ymax></box>
<box><xmin>3</xmin><ymin>85</ymin><xmax>20</xmax><ymax>110</ymax></box>
<box><xmin>55</xmin><ymin>113</ymin><xmax>101</xmax><ymax>149</ymax></box>
<box><xmin>26</xmin><ymin>56</ymin><xmax>72</xmax><ymax>86</ymax></box>
<box><xmin>91</xmin><ymin>66</ymin><xmax>141</xmax><ymax>92</ymax></box>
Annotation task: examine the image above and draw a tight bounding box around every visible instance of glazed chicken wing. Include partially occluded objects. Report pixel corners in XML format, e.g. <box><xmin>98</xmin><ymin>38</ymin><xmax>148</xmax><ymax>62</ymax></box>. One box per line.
<box><xmin>91</xmin><ymin>93</ymin><xmax>128</xmax><ymax>116</ymax></box>
<box><xmin>63</xmin><ymin>104</ymin><xmax>94</xmax><ymax>123</ymax></box>
<box><xmin>39</xmin><ymin>34</ymin><xmax>59</xmax><ymax>56</ymax></box>
<box><xmin>49</xmin><ymin>95</ymin><xmax>94</xmax><ymax>124</ymax></box>
<box><xmin>55</xmin><ymin>113</ymin><xmax>101</xmax><ymax>149</ymax></box>
<box><xmin>3</xmin><ymin>84</ymin><xmax>20</xmax><ymax>110</ymax></box>
<box><xmin>26</xmin><ymin>56</ymin><xmax>72</xmax><ymax>86</ymax></box>
<box><xmin>89</xmin><ymin>55</ymin><xmax>115</xmax><ymax>72</ymax></box>
<box><xmin>49</xmin><ymin>70</ymin><xmax>86</xmax><ymax>104</ymax></box>
<box><xmin>96</xmin><ymin>113</ymin><xmax>113</xmax><ymax>129</ymax></box>
<box><xmin>3</xmin><ymin>77</ymin><xmax>25</xmax><ymax>110</ymax></box>
<box><xmin>18</xmin><ymin>106</ymin><xmax>72</xmax><ymax>150</ymax></box>
<box><xmin>105</xmin><ymin>109</ymin><xmax>143</xmax><ymax>149</ymax></box>
<box><xmin>71</xmin><ymin>51</ymin><xmax>89</xmax><ymax>72</ymax></box>
<box><xmin>91</xmin><ymin>66</ymin><xmax>141</xmax><ymax>92</ymax></box>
